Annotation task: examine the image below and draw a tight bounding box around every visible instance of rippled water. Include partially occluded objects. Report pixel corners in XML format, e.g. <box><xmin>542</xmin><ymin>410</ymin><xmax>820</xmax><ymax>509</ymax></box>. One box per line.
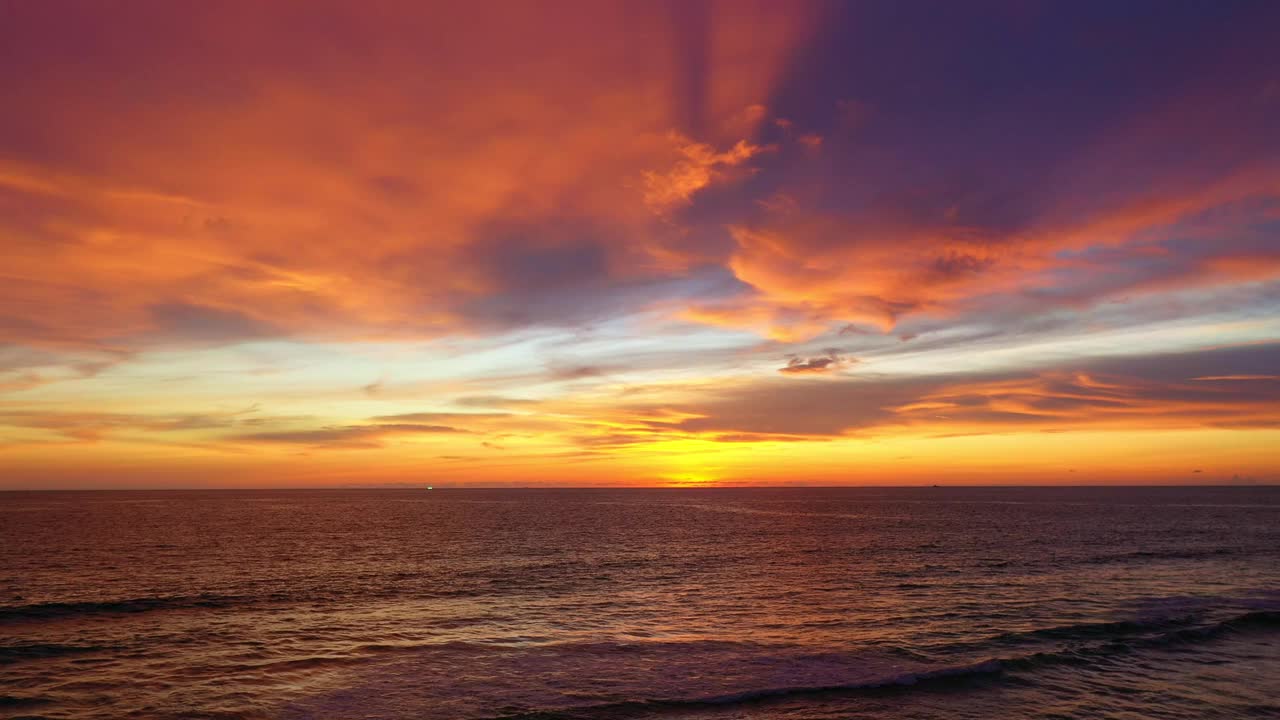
<box><xmin>2</xmin><ymin>487</ymin><xmax>1279</xmax><ymax>719</ymax></box>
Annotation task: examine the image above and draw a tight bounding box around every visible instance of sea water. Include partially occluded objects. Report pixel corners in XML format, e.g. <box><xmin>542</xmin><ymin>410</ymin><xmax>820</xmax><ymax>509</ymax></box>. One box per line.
<box><xmin>3</xmin><ymin>487</ymin><xmax>1278</xmax><ymax>719</ymax></box>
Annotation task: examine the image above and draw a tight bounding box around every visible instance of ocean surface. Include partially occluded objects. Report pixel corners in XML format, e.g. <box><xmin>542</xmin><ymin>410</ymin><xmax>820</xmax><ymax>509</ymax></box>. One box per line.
<box><xmin>2</xmin><ymin>487</ymin><xmax>1279</xmax><ymax>720</ymax></box>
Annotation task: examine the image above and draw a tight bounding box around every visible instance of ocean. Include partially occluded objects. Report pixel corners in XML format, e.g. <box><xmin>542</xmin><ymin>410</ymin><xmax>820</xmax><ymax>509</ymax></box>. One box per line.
<box><xmin>2</xmin><ymin>487</ymin><xmax>1278</xmax><ymax>720</ymax></box>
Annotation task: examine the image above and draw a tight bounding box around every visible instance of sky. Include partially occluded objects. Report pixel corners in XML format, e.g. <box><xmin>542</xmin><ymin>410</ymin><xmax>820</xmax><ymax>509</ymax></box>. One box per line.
<box><xmin>2</xmin><ymin>0</ymin><xmax>1278</xmax><ymax>488</ymax></box>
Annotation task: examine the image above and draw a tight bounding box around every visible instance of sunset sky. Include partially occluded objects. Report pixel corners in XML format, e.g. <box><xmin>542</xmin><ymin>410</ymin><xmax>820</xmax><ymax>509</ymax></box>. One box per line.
<box><xmin>2</xmin><ymin>1</ymin><xmax>1278</xmax><ymax>488</ymax></box>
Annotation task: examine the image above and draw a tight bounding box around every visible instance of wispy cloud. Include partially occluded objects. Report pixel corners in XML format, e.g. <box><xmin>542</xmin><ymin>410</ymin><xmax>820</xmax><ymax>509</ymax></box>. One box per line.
<box><xmin>779</xmin><ymin>350</ymin><xmax>856</xmax><ymax>375</ymax></box>
<box><xmin>234</xmin><ymin>423</ymin><xmax>466</xmax><ymax>449</ymax></box>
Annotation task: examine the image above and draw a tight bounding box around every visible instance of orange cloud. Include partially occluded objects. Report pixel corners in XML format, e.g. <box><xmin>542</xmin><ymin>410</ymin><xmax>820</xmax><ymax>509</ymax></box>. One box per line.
<box><xmin>892</xmin><ymin>372</ymin><xmax>1280</xmax><ymax>433</ymax></box>
<box><xmin>643</xmin><ymin>137</ymin><xmax>765</xmax><ymax>211</ymax></box>
<box><xmin>679</xmin><ymin>174</ymin><xmax>1280</xmax><ymax>342</ymax></box>
<box><xmin>0</xmin><ymin>2</ymin><xmax>821</xmax><ymax>352</ymax></box>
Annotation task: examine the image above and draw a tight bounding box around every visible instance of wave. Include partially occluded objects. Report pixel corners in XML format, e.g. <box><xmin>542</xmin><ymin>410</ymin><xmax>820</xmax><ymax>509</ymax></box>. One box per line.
<box><xmin>0</xmin><ymin>583</ymin><xmax>556</xmax><ymax>625</ymax></box>
<box><xmin>1079</xmin><ymin>546</ymin><xmax>1253</xmax><ymax>565</ymax></box>
<box><xmin>479</xmin><ymin>610</ymin><xmax>1280</xmax><ymax>720</ymax></box>
<box><xmin>1143</xmin><ymin>609</ymin><xmax>1280</xmax><ymax>645</ymax></box>
<box><xmin>0</xmin><ymin>594</ymin><xmax>241</xmax><ymax>624</ymax></box>
<box><xmin>1039</xmin><ymin>609</ymin><xmax>1277</xmax><ymax>646</ymax></box>
<box><xmin>0</xmin><ymin>694</ymin><xmax>53</xmax><ymax>708</ymax></box>
<box><xmin>982</xmin><ymin>613</ymin><xmax>1203</xmax><ymax>647</ymax></box>
<box><xmin>0</xmin><ymin>642</ymin><xmax>113</xmax><ymax>665</ymax></box>
<box><xmin>478</xmin><ymin>660</ymin><xmax>1008</xmax><ymax>720</ymax></box>
<box><xmin>992</xmin><ymin>610</ymin><xmax>1280</xmax><ymax>674</ymax></box>
<box><xmin>969</xmin><ymin>546</ymin><xmax>1272</xmax><ymax>572</ymax></box>
<box><xmin>0</xmin><ymin>586</ymin><xmax>407</xmax><ymax>624</ymax></box>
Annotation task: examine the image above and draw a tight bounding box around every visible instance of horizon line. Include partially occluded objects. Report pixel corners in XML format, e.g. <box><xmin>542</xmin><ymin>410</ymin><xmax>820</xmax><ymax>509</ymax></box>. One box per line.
<box><xmin>3</xmin><ymin>483</ymin><xmax>1277</xmax><ymax>492</ymax></box>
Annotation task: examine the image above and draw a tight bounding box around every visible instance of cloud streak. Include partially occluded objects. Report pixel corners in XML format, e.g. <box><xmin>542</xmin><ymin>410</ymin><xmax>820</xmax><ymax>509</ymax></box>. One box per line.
<box><xmin>778</xmin><ymin>349</ymin><xmax>856</xmax><ymax>375</ymax></box>
<box><xmin>234</xmin><ymin>423</ymin><xmax>466</xmax><ymax>449</ymax></box>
